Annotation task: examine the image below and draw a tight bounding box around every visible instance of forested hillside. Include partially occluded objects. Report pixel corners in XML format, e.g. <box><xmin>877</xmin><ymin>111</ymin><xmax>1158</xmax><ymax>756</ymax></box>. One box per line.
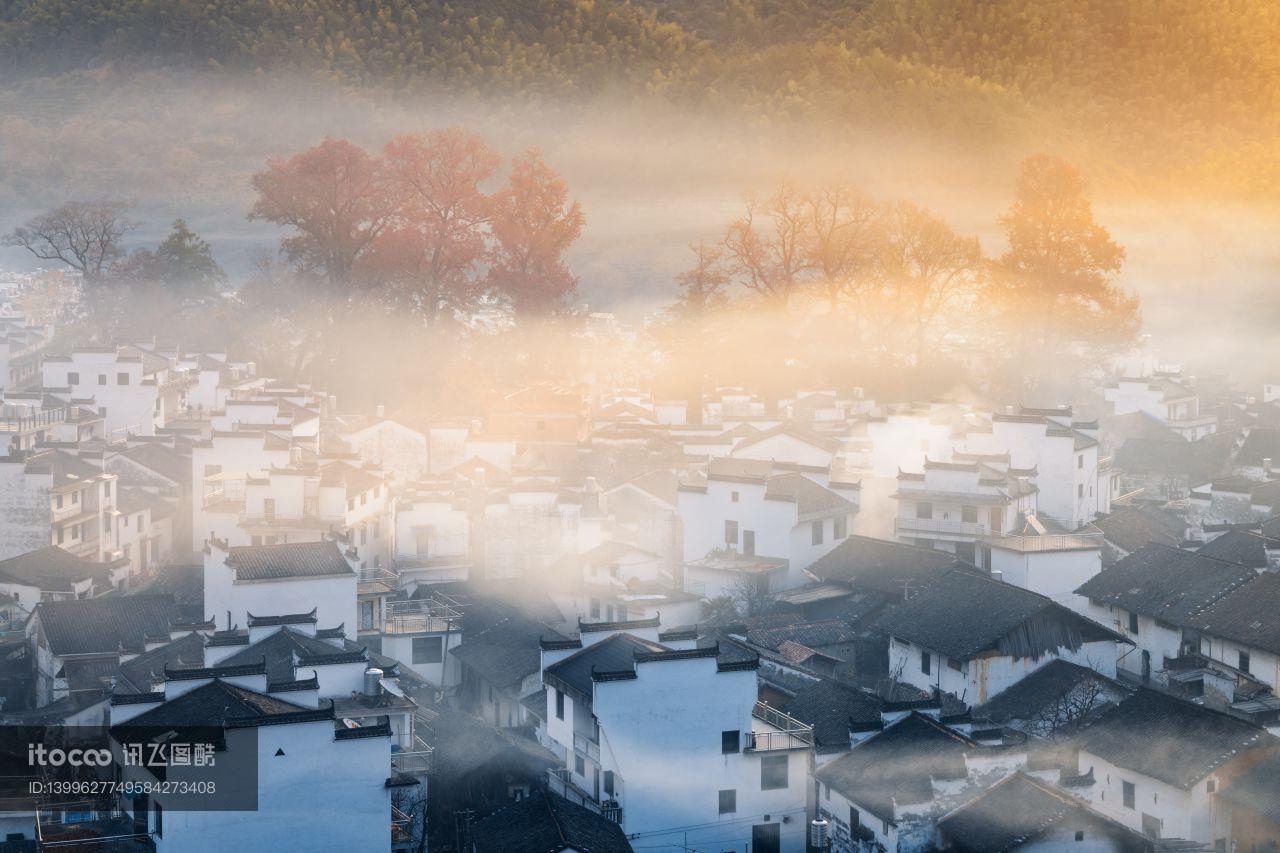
<box><xmin>1</xmin><ymin>0</ymin><xmax>1278</xmax><ymax>190</ymax></box>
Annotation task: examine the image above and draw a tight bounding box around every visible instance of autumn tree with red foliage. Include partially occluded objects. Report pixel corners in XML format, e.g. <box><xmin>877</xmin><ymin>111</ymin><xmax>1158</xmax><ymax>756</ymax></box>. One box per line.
<box><xmin>377</xmin><ymin>128</ymin><xmax>500</xmax><ymax>323</ymax></box>
<box><xmin>249</xmin><ymin>137</ymin><xmax>400</xmax><ymax>292</ymax></box>
<box><xmin>249</xmin><ymin>134</ymin><xmax>582</xmax><ymax>321</ymax></box>
<box><xmin>486</xmin><ymin>149</ymin><xmax>585</xmax><ymax>317</ymax></box>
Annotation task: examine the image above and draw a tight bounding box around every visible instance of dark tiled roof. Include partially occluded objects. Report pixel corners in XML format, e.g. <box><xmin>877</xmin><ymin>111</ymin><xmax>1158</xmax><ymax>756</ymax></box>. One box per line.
<box><xmin>117</xmin><ymin>632</ymin><xmax>207</xmax><ymax>693</ymax></box>
<box><xmin>471</xmin><ymin>789</ymin><xmax>633</xmax><ymax>853</ymax></box>
<box><xmin>733</xmin><ymin>422</ymin><xmax>842</xmax><ymax>454</ymax></box>
<box><xmin>115</xmin><ymin>679</ymin><xmax>309</xmax><ymax>728</ymax></box>
<box><xmin>763</xmin><ymin>472</ymin><xmax>852</xmax><ymax>515</ymax></box>
<box><xmin>746</xmin><ymin>620</ymin><xmax>858</xmax><ymax>653</ymax></box>
<box><xmin>815</xmin><ymin>712</ymin><xmax>973</xmax><ymax>819</ymax></box>
<box><xmin>422</xmin><ymin>710</ymin><xmax>560</xmax><ymax>779</ymax></box>
<box><xmin>1237</xmin><ymin>428</ymin><xmax>1280</xmax><ymax>468</ymax></box>
<box><xmin>543</xmin><ymin>633</ymin><xmax>667</xmax><ymax>701</ymax></box>
<box><xmin>0</xmin><ymin>545</ymin><xmax>115</xmax><ymax>593</ymax></box>
<box><xmin>34</xmin><ymin>594</ymin><xmax>179</xmax><ymax>657</ymax></box>
<box><xmin>806</xmin><ymin>535</ymin><xmax>966</xmax><ymax>597</ymax></box>
<box><xmin>1101</xmin><ymin>410</ymin><xmax>1180</xmax><ymax>443</ymax></box>
<box><xmin>217</xmin><ymin>626</ymin><xmax>348</xmax><ymax>683</ymax></box>
<box><xmin>1073</xmin><ymin>689</ymin><xmax>1274</xmax><ymax>789</ymax></box>
<box><xmin>1115</xmin><ymin>436</ymin><xmax>1230</xmax><ymax>481</ymax></box>
<box><xmin>780</xmin><ymin>678</ymin><xmax>882</xmax><ymax>753</ymax></box>
<box><xmin>1197</xmin><ymin>572</ymin><xmax>1280</xmax><ymax>656</ymax></box>
<box><xmin>1196</xmin><ymin>529</ymin><xmax>1278</xmax><ymax>569</ymax></box>
<box><xmin>873</xmin><ymin>571</ymin><xmax>1120</xmax><ymax>661</ymax></box>
<box><xmin>120</xmin><ymin>442</ymin><xmax>187</xmax><ymax>484</ymax></box>
<box><xmin>224</xmin><ymin>540</ymin><xmax>353</xmax><ymax>581</ymax></box>
<box><xmin>1075</xmin><ymin>543</ymin><xmax>1255</xmax><ymax>627</ymax></box>
<box><xmin>1092</xmin><ymin>505</ymin><xmax>1185</xmax><ymax>554</ymax></box>
<box><xmin>450</xmin><ymin>615</ymin><xmax>568</xmax><ymax>690</ymax></box>
<box><xmin>976</xmin><ymin>659</ymin><xmax>1127</xmax><ymax>725</ymax></box>
<box><xmin>937</xmin><ymin>772</ymin><xmax>1150</xmax><ymax>852</ymax></box>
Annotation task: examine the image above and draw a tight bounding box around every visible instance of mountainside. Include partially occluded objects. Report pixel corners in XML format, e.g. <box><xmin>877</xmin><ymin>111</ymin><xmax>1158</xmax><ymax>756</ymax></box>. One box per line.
<box><xmin>1</xmin><ymin>0</ymin><xmax>1278</xmax><ymax>191</ymax></box>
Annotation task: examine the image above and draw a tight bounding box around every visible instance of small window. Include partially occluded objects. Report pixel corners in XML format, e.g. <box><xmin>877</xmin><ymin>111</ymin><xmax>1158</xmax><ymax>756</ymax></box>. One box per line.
<box><xmin>97</xmin><ymin>374</ymin><xmax>106</xmax><ymax>385</ymax></box>
<box><xmin>760</xmin><ymin>754</ymin><xmax>788</xmax><ymax>790</ymax></box>
<box><xmin>1206</xmin><ymin>779</ymin><xmax>1217</xmax><ymax>793</ymax></box>
<box><xmin>536</xmin><ymin>420</ymin><xmax>547</xmax><ymax>431</ymax></box>
<box><xmin>849</xmin><ymin>807</ymin><xmax>860</xmax><ymax>829</ymax></box>
<box><xmin>1239</xmin><ymin>650</ymin><xmax>1251</xmax><ymax>674</ymax></box>
<box><xmin>556</xmin><ymin>689</ymin><xmax>565</xmax><ymax>720</ymax></box>
<box><xmin>1128</xmin><ymin>611</ymin><xmax>1139</xmax><ymax>634</ymax></box>
<box><xmin>722</xmin><ymin>730</ymin><xmax>740</xmax><ymax>754</ymax></box>
<box><xmin>589</xmin><ymin>598</ymin><xmax>600</xmax><ymax>618</ymax></box>
<box><xmin>117</xmin><ymin>372</ymin><xmax>129</xmax><ymax>385</ymax></box>
<box><xmin>56</xmin><ymin>495</ymin><xmax>63</xmax><ymax>509</ymax></box>
<box><xmin>834</xmin><ymin>517</ymin><xmax>848</xmax><ymax>539</ymax></box>
<box><xmin>725</xmin><ymin>520</ymin><xmax>739</xmax><ymax>546</ymax></box>
<box><xmin>731</xmin><ymin>491</ymin><xmax>739</xmax><ymax>503</ymax></box>
<box><xmin>718</xmin><ymin>789</ymin><xmax>736</xmax><ymax>814</ymax></box>
<box><xmin>947</xmin><ymin>657</ymin><xmax>963</xmax><ymax>672</ymax></box>
<box><xmin>916</xmin><ymin>501</ymin><xmax>933</xmax><ymax>520</ymax></box>
<box><xmin>604</xmin><ymin>771</ymin><xmax>615</xmax><ymax>796</ymax></box>
<box><xmin>412</xmin><ymin>636</ymin><xmax>443</xmax><ymax>664</ymax></box>
<box><xmin>347</xmin><ymin>498</ymin><xmax>355</xmax><ymax>511</ymax></box>
<box><xmin>1122</xmin><ymin>780</ymin><xmax>1135</xmax><ymax>809</ymax></box>
<box><xmin>263</xmin><ymin>498</ymin><xmax>276</xmax><ymax>517</ymax></box>
<box><xmin>811</xmin><ymin>520</ymin><xmax>824</xmax><ymax>545</ymax></box>
<box><xmin>1075</xmin><ymin>830</ymin><xmax>1085</xmax><ymax>842</ymax></box>
<box><xmin>67</xmin><ymin>371</ymin><xmax>79</xmax><ymax>385</ymax></box>
<box><xmin>1078</xmin><ymin>484</ymin><xmax>1084</xmax><ymax>498</ymax></box>
<box><xmin>574</xmin><ymin>754</ymin><xmax>585</xmax><ymax>776</ymax></box>
<box><xmin>921</xmin><ymin>650</ymin><xmax>931</xmax><ymax>675</ymax></box>
<box><xmin>1078</xmin><ymin>454</ymin><xmax>1084</xmax><ymax>469</ymax></box>
<box><xmin>136</xmin><ymin>515</ymin><xmax>143</xmax><ymax>533</ymax></box>
<box><xmin>360</xmin><ymin>493</ymin><xmax>367</xmax><ymax>506</ymax></box>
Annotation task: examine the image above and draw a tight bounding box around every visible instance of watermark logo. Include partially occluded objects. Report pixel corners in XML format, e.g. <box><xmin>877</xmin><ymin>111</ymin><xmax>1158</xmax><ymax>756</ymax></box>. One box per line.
<box><xmin>27</xmin><ymin>744</ymin><xmax>112</xmax><ymax>767</ymax></box>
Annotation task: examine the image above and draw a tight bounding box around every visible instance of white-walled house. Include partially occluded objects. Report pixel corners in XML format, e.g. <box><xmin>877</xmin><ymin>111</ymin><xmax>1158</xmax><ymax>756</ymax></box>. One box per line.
<box><xmin>892</xmin><ymin>454</ymin><xmax>1037</xmax><ymax>565</ymax></box>
<box><xmin>40</xmin><ymin>345</ymin><xmax>192</xmax><ymax>439</ymax></box>
<box><xmin>1104</xmin><ymin>373</ymin><xmax>1217</xmax><ymax>441</ymax></box>
<box><xmin>0</xmin><ymin>449</ymin><xmax>123</xmax><ymax>562</ymax></box>
<box><xmin>963</xmin><ymin>408</ymin><xmax>1107</xmax><ymax>530</ymax></box>
<box><xmin>203</xmin><ymin>538</ymin><xmax>358</xmax><ymax>636</ymax></box>
<box><xmin>105</xmin><ymin>661</ymin><xmax>404</xmax><ymax>852</ymax></box>
<box><xmin>1075</xmin><ymin>543</ymin><xmax>1255</xmax><ymax>684</ymax></box>
<box><xmin>874</xmin><ymin>570</ymin><xmax>1127</xmax><ymax>706</ymax></box>
<box><xmin>1068</xmin><ymin>689</ymin><xmax>1275</xmax><ymax>844</ymax></box>
<box><xmin>541</xmin><ymin>620</ymin><xmax>812</xmax><ymax>853</ymax></box>
<box><xmin>678</xmin><ymin>458</ymin><xmax>855</xmax><ymax>595</ymax></box>
<box><xmin>730</xmin><ymin>422</ymin><xmax>846</xmax><ymax>470</ymax></box>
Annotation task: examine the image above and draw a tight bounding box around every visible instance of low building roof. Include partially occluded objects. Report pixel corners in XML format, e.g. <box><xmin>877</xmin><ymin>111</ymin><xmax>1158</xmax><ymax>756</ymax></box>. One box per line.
<box><xmin>224</xmin><ymin>540</ymin><xmax>353</xmax><ymax>582</ymax></box>
<box><xmin>937</xmin><ymin>771</ymin><xmax>1152</xmax><ymax>853</ymax></box>
<box><xmin>34</xmin><ymin>594</ymin><xmax>180</xmax><ymax>657</ymax></box>
<box><xmin>815</xmin><ymin>712</ymin><xmax>974</xmax><ymax>820</ymax></box>
<box><xmin>470</xmin><ymin>788</ymin><xmax>634</xmax><ymax>853</ymax></box>
<box><xmin>874</xmin><ymin>571</ymin><xmax>1125</xmax><ymax>661</ymax></box>
<box><xmin>1197</xmin><ymin>571</ymin><xmax>1280</xmax><ymax>656</ymax></box>
<box><xmin>806</xmin><ymin>535</ymin><xmax>966</xmax><ymax>598</ymax></box>
<box><xmin>1073</xmin><ymin>689</ymin><xmax>1274</xmax><ymax>789</ymax></box>
<box><xmin>1074</xmin><ymin>543</ymin><xmax>1255</xmax><ymax>627</ymax></box>
<box><xmin>0</xmin><ymin>545</ymin><xmax>119</xmax><ymax>593</ymax></box>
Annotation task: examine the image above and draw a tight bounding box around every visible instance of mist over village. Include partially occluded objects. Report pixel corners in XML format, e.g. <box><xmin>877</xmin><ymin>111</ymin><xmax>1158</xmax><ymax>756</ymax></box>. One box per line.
<box><xmin>0</xmin><ymin>2</ymin><xmax>1278</xmax><ymax>852</ymax></box>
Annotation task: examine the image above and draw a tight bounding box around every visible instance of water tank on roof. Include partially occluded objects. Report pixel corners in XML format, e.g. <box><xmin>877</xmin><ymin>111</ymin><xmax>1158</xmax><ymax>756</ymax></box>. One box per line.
<box><xmin>363</xmin><ymin>667</ymin><xmax>383</xmax><ymax>697</ymax></box>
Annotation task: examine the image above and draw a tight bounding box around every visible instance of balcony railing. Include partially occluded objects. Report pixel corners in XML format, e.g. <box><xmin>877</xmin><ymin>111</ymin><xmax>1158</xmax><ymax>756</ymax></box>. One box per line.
<box><xmin>382</xmin><ymin>599</ymin><xmax>464</xmax><ymax>635</ymax></box>
<box><xmin>391</xmin><ymin>735</ymin><xmax>433</xmax><ymax>775</ymax></box>
<box><xmin>894</xmin><ymin>516</ymin><xmax>987</xmax><ymax>538</ymax></box>
<box><xmin>746</xmin><ymin>701</ymin><xmax>814</xmax><ymax>751</ymax></box>
<box><xmin>37</xmin><ymin>804</ymin><xmax>155</xmax><ymax>851</ymax></box>
<box><xmin>980</xmin><ymin>531</ymin><xmax>1103</xmax><ymax>552</ymax></box>
<box><xmin>547</xmin><ymin>769</ymin><xmax>622</xmax><ymax>824</ymax></box>
<box><xmin>574</xmin><ymin>731</ymin><xmax>601</xmax><ymax>763</ymax></box>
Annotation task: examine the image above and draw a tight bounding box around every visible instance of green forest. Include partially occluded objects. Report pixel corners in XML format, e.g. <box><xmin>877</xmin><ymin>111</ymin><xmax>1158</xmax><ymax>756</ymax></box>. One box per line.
<box><xmin>2</xmin><ymin>0</ymin><xmax>1279</xmax><ymax>193</ymax></box>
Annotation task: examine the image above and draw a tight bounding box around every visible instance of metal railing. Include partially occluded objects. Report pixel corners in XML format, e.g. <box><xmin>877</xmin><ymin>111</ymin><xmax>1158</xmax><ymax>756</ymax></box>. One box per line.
<box><xmin>37</xmin><ymin>804</ymin><xmax>154</xmax><ymax>851</ymax></box>
<box><xmin>980</xmin><ymin>531</ymin><xmax>1103</xmax><ymax>552</ymax></box>
<box><xmin>382</xmin><ymin>599</ymin><xmax>464</xmax><ymax>635</ymax></box>
<box><xmin>391</xmin><ymin>735</ymin><xmax>433</xmax><ymax>775</ymax></box>
<box><xmin>746</xmin><ymin>701</ymin><xmax>814</xmax><ymax>751</ymax></box>
<box><xmin>894</xmin><ymin>516</ymin><xmax>988</xmax><ymax>538</ymax></box>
